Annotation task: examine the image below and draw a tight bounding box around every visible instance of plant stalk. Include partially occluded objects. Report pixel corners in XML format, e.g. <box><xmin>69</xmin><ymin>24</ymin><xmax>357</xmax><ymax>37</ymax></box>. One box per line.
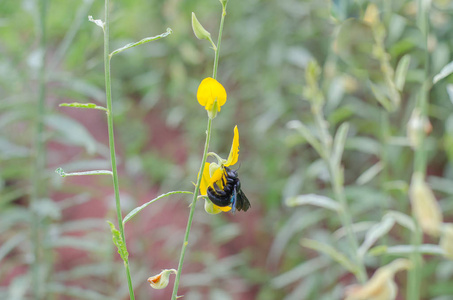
<box><xmin>172</xmin><ymin>3</ymin><xmax>228</xmax><ymax>298</ymax></box>
<box><xmin>407</xmin><ymin>1</ymin><xmax>430</xmax><ymax>299</ymax></box>
<box><xmin>31</xmin><ymin>0</ymin><xmax>48</xmax><ymax>298</ymax></box>
<box><xmin>212</xmin><ymin>4</ymin><xmax>227</xmax><ymax>80</ymax></box>
<box><xmin>171</xmin><ymin>118</ymin><xmax>212</xmax><ymax>300</ymax></box>
<box><xmin>103</xmin><ymin>1</ymin><xmax>135</xmax><ymax>299</ymax></box>
<box><xmin>313</xmin><ymin>111</ymin><xmax>367</xmax><ymax>283</ymax></box>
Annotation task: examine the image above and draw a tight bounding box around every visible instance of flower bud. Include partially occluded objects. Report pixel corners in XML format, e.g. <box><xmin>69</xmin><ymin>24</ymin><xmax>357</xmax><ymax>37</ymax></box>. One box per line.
<box><xmin>407</xmin><ymin>108</ymin><xmax>432</xmax><ymax>149</ymax></box>
<box><xmin>409</xmin><ymin>173</ymin><xmax>442</xmax><ymax>236</ymax></box>
<box><xmin>196</xmin><ymin>77</ymin><xmax>227</xmax><ymax>119</ymax></box>
<box><xmin>147</xmin><ymin>269</ymin><xmax>177</xmax><ymax>289</ymax></box>
<box><xmin>363</xmin><ymin>3</ymin><xmax>379</xmax><ymax>25</ymax></box>
<box><xmin>345</xmin><ymin>259</ymin><xmax>411</xmax><ymax>300</ymax></box>
<box><xmin>440</xmin><ymin>224</ymin><xmax>453</xmax><ymax>260</ymax></box>
<box><xmin>204</xmin><ymin>198</ymin><xmax>223</xmax><ymax>214</ymax></box>
<box><xmin>192</xmin><ymin>12</ymin><xmax>212</xmax><ymax>41</ymax></box>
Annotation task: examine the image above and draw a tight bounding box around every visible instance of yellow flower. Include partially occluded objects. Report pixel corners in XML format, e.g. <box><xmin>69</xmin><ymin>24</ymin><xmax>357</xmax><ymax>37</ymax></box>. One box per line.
<box><xmin>409</xmin><ymin>172</ymin><xmax>442</xmax><ymax>237</ymax></box>
<box><xmin>147</xmin><ymin>269</ymin><xmax>177</xmax><ymax>289</ymax></box>
<box><xmin>440</xmin><ymin>223</ymin><xmax>453</xmax><ymax>260</ymax></box>
<box><xmin>345</xmin><ymin>259</ymin><xmax>412</xmax><ymax>300</ymax></box>
<box><xmin>197</xmin><ymin>77</ymin><xmax>227</xmax><ymax>118</ymax></box>
<box><xmin>199</xmin><ymin>126</ymin><xmax>239</xmax><ymax>214</ymax></box>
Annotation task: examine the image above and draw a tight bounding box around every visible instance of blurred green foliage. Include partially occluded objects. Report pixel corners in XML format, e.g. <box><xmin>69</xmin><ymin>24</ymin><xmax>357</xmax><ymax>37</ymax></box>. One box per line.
<box><xmin>2</xmin><ymin>0</ymin><xmax>453</xmax><ymax>299</ymax></box>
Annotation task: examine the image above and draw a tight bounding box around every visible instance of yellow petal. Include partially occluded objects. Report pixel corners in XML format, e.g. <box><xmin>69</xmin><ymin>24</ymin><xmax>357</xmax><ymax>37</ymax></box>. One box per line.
<box><xmin>209</xmin><ymin>167</ymin><xmax>224</xmax><ymax>188</ymax></box>
<box><xmin>199</xmin><ymin>162</ymin><xmax>211</xmax><ymax>196</ymax></box>
<box><xmin>196</xmin><ymin>77</ymin><xmax>227</xmax><ymax>111</ymax></box>
<box><xmin>216</xmin><ymin>205</ymin><xmax>232</xmax><ymax>212</ymax></box>
<box><xmin>225</xmin><ymin>126</ymin><xmax>239</xmax><ymax>167</ymax></box>
<box><xmin>204</xmin><ymin>199</ymin><xmax>231</xmax><ymax>214</ymax></box>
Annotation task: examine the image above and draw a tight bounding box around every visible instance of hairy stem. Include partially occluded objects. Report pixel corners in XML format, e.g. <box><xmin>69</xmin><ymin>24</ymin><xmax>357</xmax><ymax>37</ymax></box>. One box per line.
<box><xmin>172</xmin><ymin>3</ymin><xmax>228</xmax><ymax>298</ymax></box>
<box><xmin>103</xmin><ymin>1</ymin><xmax>135</xmax><ymax>298</ymax></box>
<box><xmin>212</xmin><ymin>4</ymin><xmax>227</xmax><ymax>80</ymax></box>
<box><xmin>31</xmin><ymin>0</ymin><xmax>48</xmax><ymax>298</ymax></box>
<box><xmin>314</xmin><ymin>110</ymin><xmax>367</xmax><ymax>283</ymax></box>
<box><xmin>407</xmin><ymin>1</ymin><xmax>430</xmax><ymax>299</ymax></box>
<box><xmin>171</xmin><ymin>118</ymin><xmax>212</xmax><ymax>300</ymax></box>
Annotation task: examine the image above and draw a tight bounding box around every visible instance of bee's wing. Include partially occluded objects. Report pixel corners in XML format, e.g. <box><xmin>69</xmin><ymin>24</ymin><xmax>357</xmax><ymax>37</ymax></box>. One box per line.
<box><xmin>236</xmin><ymin>188</ymin><xmax>250</xmax><ymax>212</ymax></box>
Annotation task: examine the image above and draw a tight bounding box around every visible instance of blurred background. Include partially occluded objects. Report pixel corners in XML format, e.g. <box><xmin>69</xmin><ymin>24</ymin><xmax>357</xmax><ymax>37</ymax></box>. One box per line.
<box><xmin>2</xmin><ymin>0</ymin><xmax>453</xmax><ymax>299</ymax></box>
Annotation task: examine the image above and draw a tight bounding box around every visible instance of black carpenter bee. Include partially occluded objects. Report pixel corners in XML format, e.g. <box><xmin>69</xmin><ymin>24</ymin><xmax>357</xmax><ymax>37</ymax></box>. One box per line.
<box><xmin>207</xmin><ymin>167</ymin><xmax>250</xmax><ymax>213</ymax></box>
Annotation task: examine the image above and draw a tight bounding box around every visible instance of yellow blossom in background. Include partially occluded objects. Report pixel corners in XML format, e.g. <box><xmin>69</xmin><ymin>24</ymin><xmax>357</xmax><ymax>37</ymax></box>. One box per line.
<box><xmin>409</xmin><ymin>173</ymin><xmax>443</xmax><ymax>237</ymax></box>
<box><xmin>363</xmin><ymin>3</ymin><xmax>379</xmax><ymax>25</ymax></box>
<box><xmin>197</xmin><ymin>77</ymin><xmax>227</xmax><ymax>118</ymax></box>
<box><xmin>147</xmin><ymin>269</ymin><xmax>177</xmax><ymax>290</ymax></box>
<box><xmin>345</xmin><ymin>259</ymin><xmax>412</xmax><ymax>300</ymax></box>
<box><xmin>440</xmin><ymin>224</ymin><xmax>453</xmax><ymax>260</ymax></box>
<box><xmin>199</xmin><ymin>126</ymin><xmax>239</xmax><ymax>214</ymax></box>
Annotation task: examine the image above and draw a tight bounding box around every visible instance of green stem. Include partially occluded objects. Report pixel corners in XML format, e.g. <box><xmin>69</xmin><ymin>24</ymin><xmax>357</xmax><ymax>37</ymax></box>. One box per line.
<box><xmin>31</xmin><ymin>0</ymin><xmax>48</xmax><ymax>298</ymax></box>
<box><xmin>407</xmin><ymin>1</ymin><xmax>430</xmax><ymax>299</ymax></box>
<box><xmin>171</xmin><ymin>118</ymin><xmax>212</xmax><ymax>300</ymax></box>
<box><xmin>171</xmin><ymin>4</ymin><xmax>227</xmax><ymax>298</ymax></box>
<box><xmin>103</xmin><ymin>1</ymin><xmax>135</xmax><ymax>299</ymax></box>
<box><xmin>314</xmin><ymin>110</ymin><xmax>367</xmax><ymax>283</ymax></box>
<box><xmin>212</xmin><ymin>4</ymin><xmax>227</xmax><ymax>80</ymax></box>
<box><xmin>328</xmin><ymin>162</ymin><xmax>367</xmax><ymax>283</ymax></box>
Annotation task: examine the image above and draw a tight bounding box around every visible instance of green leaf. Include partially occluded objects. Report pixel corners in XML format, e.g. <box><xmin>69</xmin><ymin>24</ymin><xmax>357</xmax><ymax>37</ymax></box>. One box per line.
<box><xmin>110</xmin><ymin>28</ymin><xmax>172</xmax><ymax>57</ymax></box>
<box><xmin>331</xmin><ymin>123</ymin><xmax>349</xmax><ymax>169</ymax></box>
<box><xmin>301</xmin><ymin>239</ymin><xmax>359</xmax><ymax>274</ymax></box>
<box><xmin>370</xmin><ymin>244</ymin><xmax>445</xmax><ymax>256</ymax></box>
<box><xmin>59</xmin><ymin>102</ymin><xmax>107</xmax><ymax>111</ymax></box>
<box><xmin>286</xmin><ymin>194</ymin><xmax>341</xmax><ymax>212</ymax></box>
<box><xmin>271</xmin><ymin>256</ymin><xmax>330</xmax><ymax>288</ymax></box>
<box><xmin>55</xmin><ymin>167</ymin><xmax>112</xmax><ymax>177</ymax></box>
<box><xmin>107</xmin><ymin>221</ymin><xmax>129</xmax><ymax>263</ymax></box>
<box><xmin>123</xmin><ymin>191</ymin><xmax>192</xmax><ymax>224</ymax></box>
<box><xmin>358</xmin><ymin>216</ymin><xmax>395</xmax><ymax>258</ymax></box>
<box><xmin>384</xmin><ymin>211</ymin><xmax>416</xmax><ymax>231</ymax></box>
<box><xmin>434</xmin><ymin>61</ymin><xmax>453</xmax><ymax>84</ymax></box>
<box><xmin>45</xmin><ymin>114</ymin><xmax>98</xmax><ymax>155</ymax></box>
<box><xmin>356</xmin><ymin>161</ymin><xmax>383</xmax><ymax>185</ymax></box>
<box><xmin>369</xmin><ymin>81</ymin><xmax>395</xmax><ymax>112</ymax></box>
<box><xmin>394</xmin><ymin>54</ymin><xmax>411</xmax><ymax>91</ymax></box>
<box><xmin>287</xmin><ymin>120</ymin><xmax>324</xmax><ymax>157</ymax></box>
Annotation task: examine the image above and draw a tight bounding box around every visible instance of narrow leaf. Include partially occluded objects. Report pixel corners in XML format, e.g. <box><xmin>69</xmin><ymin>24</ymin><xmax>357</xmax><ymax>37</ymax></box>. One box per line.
<box><xmin>331</xmin><ymin>122</ymin><xmax>349</xmax><ymax>169</ymax></box>
<box><xmin>370</xmin><ymin>244</ymin><xmax>445</xmax><ymax>256</ymax></box>
<box><xmin>110</xmin><ymin>28</ymin><xmax>172</xmax><ymax>57</ymax></box>
<box><xmin>60</xmin><ymin>102</ymin><xmax>107</xmax><ymax>111</ymax></box>
<box><xmin>394</xmin><ymin>54</ymin><xmax>411</xmax><ymax>91</ymax></box>
<box><xmin>356</xmin><ymin>161</ymin><xmax>383</xmax><ymax>185</ymax></box>
<box><xmin>369</xmin><ymin>81</ymin><xmax>394</xmax><ymax>112</ymax></box>
<box><xmin>123</xmin><ymin>191</ymin><xmax>193</xmax><ymax>224</ymax></box>
<box><xmin>358</xmin><ymin>216</ymin><xmax>395</xmax><ymax>258</ymax></box>
<box><xmin>271</xmin><ymin>256</ymin><xmax>330</xmax><ymax>288</ymax></box>
<box><xmin>446</xmin><ymin>84</ymin><xmax>453</xmax><ymax>105</ymax></box>
<box><xmin>286</xmin><ymin>194</ymin><xmax>341</xmax><ymax>212</ymax></box>
<box><xmin>301</xmin><ymin>239</ymin><xmax>358</xmax><ymax>274</ymax></box>
<box><xmin>287</xmin><ymin>120</ymin><xmax>324</xmax><ymax>157</ymax></box>
<box><xmin>384</xmin><ymin>210</ymin><xmax>416</xmax><ymax>231</ymax></box>
<box><xmin>433</xmin><ymin>61</ymin><xmax>453</xmax><ymax>84</ymax></box>
<box><xmin>55</xmin><ymin>167</ymin><xmax>112</xmax><ymax>177</ymax></box>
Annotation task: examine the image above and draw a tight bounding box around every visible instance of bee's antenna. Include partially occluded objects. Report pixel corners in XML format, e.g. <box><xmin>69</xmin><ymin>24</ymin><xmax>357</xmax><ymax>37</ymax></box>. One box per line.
<box><xmin>234</xmin><ymin>163</ymin><xmax>242</xmax><ymax>172</ymax></box>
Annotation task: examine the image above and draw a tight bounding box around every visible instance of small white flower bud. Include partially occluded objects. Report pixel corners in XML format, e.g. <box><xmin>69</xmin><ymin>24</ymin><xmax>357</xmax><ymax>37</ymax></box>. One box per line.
<box><xmin>147</xmin><ymin>269</ymin><xmax>177</xmax><ymax>289</ymax></box>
